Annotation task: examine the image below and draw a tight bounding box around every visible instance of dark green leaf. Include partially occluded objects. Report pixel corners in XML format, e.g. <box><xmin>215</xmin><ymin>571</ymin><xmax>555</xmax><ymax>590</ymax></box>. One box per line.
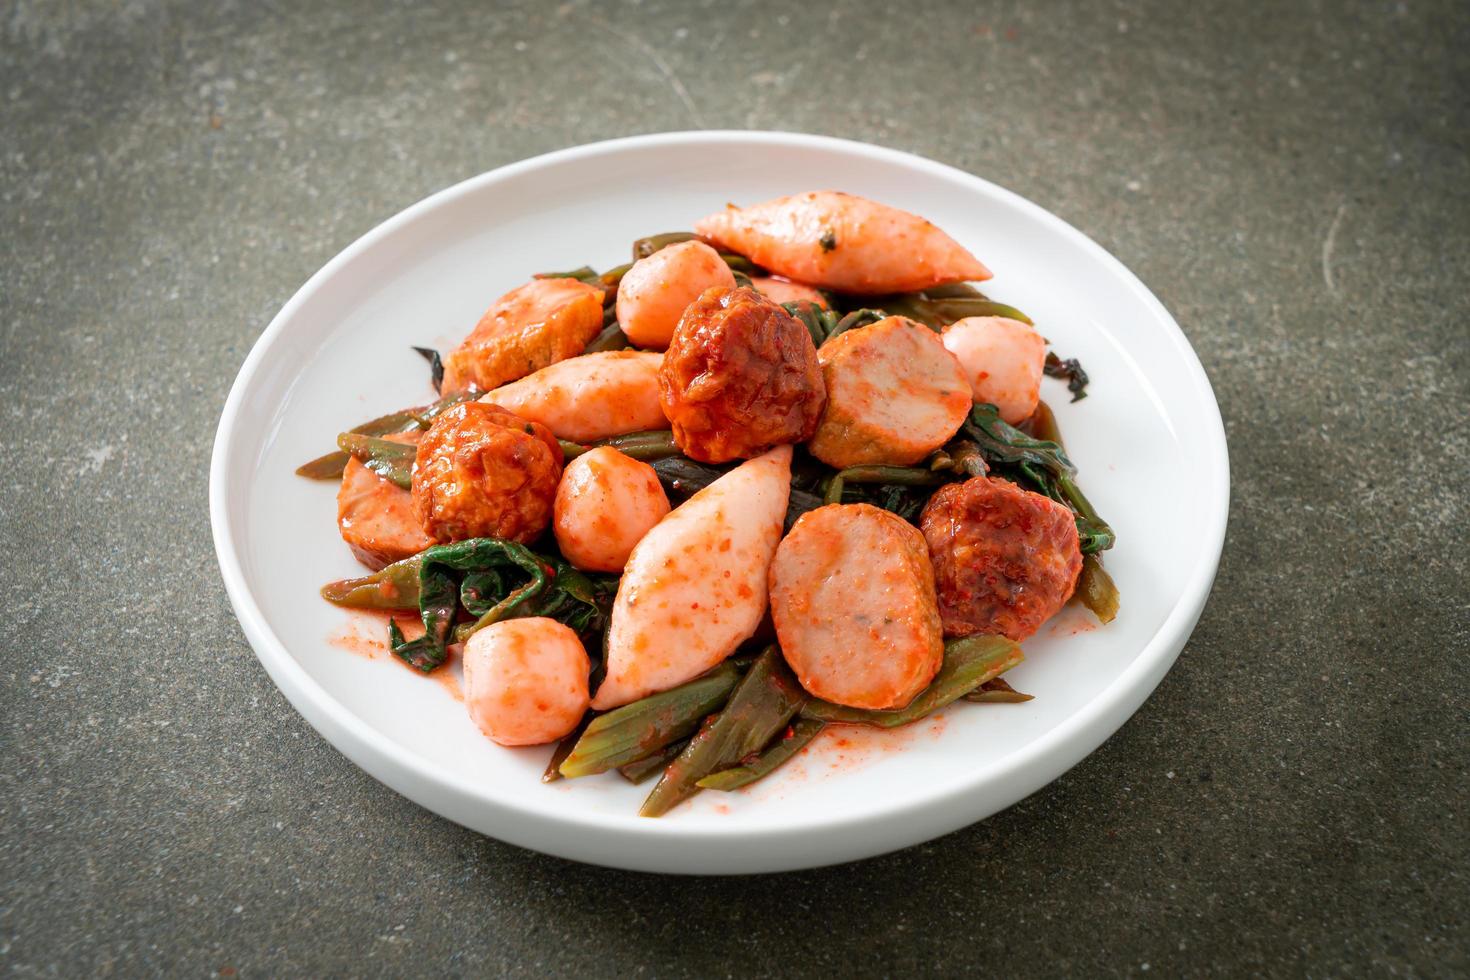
<box><xmin>1044</xmin><ymin>351</ymin><xmax>1090</xmax><ymax>402</ymax></box>
<box><xmin>388</xmin><ymin>539</ymin><xmax>551</xmax><ymax>672</ymax></box>
<box><xmin>648</xmin><ymin>456</ymin><xmax>825</xmax><ymax>532</ymax></box>
<box><xmin>412</xmin><ymin>346</ymin><xmax>444</xmax><ymax>392</ymax></box>
<box><xmin>382</xmin><ymin>539</ymin><xmax>612</xmax><ymax>673</ymax></box>
<box><xmin>718</xmin><ymin>253</ymin><xmax>761</xmax><ymax>275</ymax></box>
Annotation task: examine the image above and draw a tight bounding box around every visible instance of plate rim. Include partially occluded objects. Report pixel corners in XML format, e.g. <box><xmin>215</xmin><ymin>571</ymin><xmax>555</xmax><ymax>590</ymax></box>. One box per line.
<box><xmin>210</xmin><ymin>130</ymin><xmax>1230</xmax><ymax>872</ymax></box>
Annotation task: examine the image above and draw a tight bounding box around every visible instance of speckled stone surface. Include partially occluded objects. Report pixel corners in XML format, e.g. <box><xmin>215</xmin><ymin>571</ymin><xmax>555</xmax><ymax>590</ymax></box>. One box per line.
<box><xmin>2</xmin><ymin>0</ymin><xmax>1466</xmax><ymax>975</ymax></box>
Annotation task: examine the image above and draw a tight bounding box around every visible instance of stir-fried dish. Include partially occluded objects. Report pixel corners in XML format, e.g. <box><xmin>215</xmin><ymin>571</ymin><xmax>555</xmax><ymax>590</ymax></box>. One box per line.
<box><xmin>301</xmin><ymin>190</ymin><xmax>1119</xmax><ymax>817</ymax></box>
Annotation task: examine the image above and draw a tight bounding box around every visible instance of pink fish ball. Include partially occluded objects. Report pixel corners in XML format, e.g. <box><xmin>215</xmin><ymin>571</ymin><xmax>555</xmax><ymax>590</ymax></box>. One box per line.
<box><xmin>616</xmin><ymin>240</ymin><xmax>736</xmax><ymax>349</ymax></box>
<box><xmin>941</xmin><ymin>316</ymin><xmax>1047</xmax><ymax>424</ymax></box>
<box><xmin>554</xmin><ymin>447</ymin><xmax>671</xmax><ymax>572</ymax></box>
<box><xmin>463</xmin><ymin>618</ymin><xmax>590</xmax><ymax>747</ymax></box>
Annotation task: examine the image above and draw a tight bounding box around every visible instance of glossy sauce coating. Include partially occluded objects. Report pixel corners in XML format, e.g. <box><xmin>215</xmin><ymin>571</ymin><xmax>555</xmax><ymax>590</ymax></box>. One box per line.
<box><xmin>441</xmin><ymin>277</ymin><xmax>605</xmax><ymax>394</ymax></box>
<box><xmin>336</xmin><ymin>430</ymin><xmax>434</xmax><ymax>570</ymax></box>
<box><xmin>463</xmin><ymin>618</ymin><xmax>590</xmax><ymax>746</ymax></box>
<box><xmin>808</xmin><ymin>316</ymin><xmax>971</xmax><ymax>468</ymax></box>
<box><xmin>591</xmin><ymin>445</ymin><xmax>792</xmax><ymax>709</ymax></box>
<box><xmin>919</xmin><ymin>476</ymin><xmax>1082</xmax><ymax>641</ymax></box>
<box><xmin>770</xmin><ymin>504</ymin><xmax>944</xmax><ymax>710</ymax></box>
<box><xmin>616</xmin><ymin>240</ymin><xmax>736</xmax><ymax>349</ymax></box>
<box><xmin>658</xmin><ymin>286</ymin><xmax>826</xmax><ymax>463</ymax></box>
<box><xmin>553</xmin><ymin>447</ymin><xmax>671</xmax><ymax>572</ymax></box>
<box><xmin>941</xmin><ymin>316</ymin><xmax>1046</xmax><ymax>424</ymax></box>
<box><xmin>411</xmin><ymin>402</ymin><xmax>563</xmax><ymax>544</ymax></box>
<box><xmin>695</xmin><ymin>191</ymin><xmax>990</xmax><ymax>294</ymax></box>
<box><xmin>482</xmin><ymin>350</ymin><xmax>668</xmax><ymax>442</ymax></box>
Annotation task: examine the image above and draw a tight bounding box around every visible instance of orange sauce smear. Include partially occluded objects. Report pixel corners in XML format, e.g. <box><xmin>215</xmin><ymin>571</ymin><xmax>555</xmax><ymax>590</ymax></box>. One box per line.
<box><xmin>717</xmin><ymin>714</ymin><xmax>952</xmax><ymax>809</ymax></box>
<box><xmin>1046</xmin><ymin>603</ymin><xmax>1100</xmax><ymax>639</ymax></box>
<box><xmin>328</xmin><ymin>609</ymin><xmax>463</xmax><ymax>702</ymax></box>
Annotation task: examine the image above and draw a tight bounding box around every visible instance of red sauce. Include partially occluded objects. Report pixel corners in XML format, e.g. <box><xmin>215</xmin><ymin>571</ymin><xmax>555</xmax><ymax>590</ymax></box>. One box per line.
<box><xmin>1045</xmin><ymin>604</ymin><xmax>1100</xmax><ymax>638</ymax></box>
<box><xmin>328</xmin><ymin>610</ymin><xmax>462</xmax><ymax>701</ymax></box>
<box><xmin>723</xmin><ymin>714</ymin><xmax>954</xmax><ymax>806</ymax></box>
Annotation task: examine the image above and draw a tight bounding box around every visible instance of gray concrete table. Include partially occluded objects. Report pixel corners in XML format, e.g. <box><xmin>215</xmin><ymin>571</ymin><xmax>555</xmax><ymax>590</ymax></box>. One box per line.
<box><xmin>3</xmin><ymin>0</ymin><xmax>1465</xmax><ymax>975</ymax></box>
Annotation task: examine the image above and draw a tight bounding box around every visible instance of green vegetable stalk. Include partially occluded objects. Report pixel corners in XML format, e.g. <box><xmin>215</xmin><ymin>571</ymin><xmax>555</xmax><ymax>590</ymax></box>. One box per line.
<box><xmin>801</xmin><ymin>635</ymin><xmax>1022</xmax><ymax>728</ymax></box>
<box><xmin>533</xmin><ymin>265</ymin><xmax>602</xmax><ymax>286</ymax></box>
<box><xmin>599</xmin><ymin>263</ymin><xmax>632</xmax><ymax>290</ymax></box>
<box><xmin>320</xmin><ymin>554</ymin><xmax>424</xmax><ymax>610</ymax></box>
<box><xmin>630</xmin><ymin>232</ymin><xmax>762</xmax><ymax>275</ymax></box>
<box><xmin>1027</xmin><ymin>399</ymin><xmax>1063</xmax><ymax>445</ymax></box>
<box><xmin>1076</xmin><ymin>554</ymin><xmax>1119</xmax><ymax>624</ymax></box>
<box><xmin>823</xmin><ymin>308</ymin><xmax>888</xmax><ymax>344</ymax></box>
<box><xmin>783</xmin><ymin>302</ymin><xmax>837</xmax><ymax>347</ymax></box>
<box><xmin>413</xmin><ymin>390</ymin><xmax>479</xmax><ymax>427</ymax></box>
<box><xmin>696</xmin><ymin>718</ymin><xmax>825</xmax><ymax>791</ymax></box>
<box><xmin>632</xmin><ymin>231</ymin><xmax>699</xmax><ymax>259</ymax></box>
<box><xmin>782</xmin><ymin>303</ymin><xmax>886</xmax><ymax>347</ymax></box>
<box><xmin>821</xmin><ymin>465</ymin><xmax>949</xmax><ymax>506</ymax></box>
<box><xmin>596</xmin><ymin>430</ymin><xmax>681</xmax><ymax>461</ymax></box>
<box><xmin>584</xmin><ymin>323</ymin><xmax>633</xmax><ymax>353</ymax></box>
<box><xmin>336</xmin><ymin>433</ymin><xmax>416</xmax><ymax>490</ymax></box>
<box><xmin>867</xmin><ymin>290</ymin><xmax>1033</xmax><ymax>329</ymax></box>
<box><xmin>558</xmin><ymin>664</ymin><xmax>741</xmax><ymax>778</ymax></box>
<box><xmin>296</xmin><ymin>389</ymin><xmax>476</xmax><ymax>481</ymax></box>
<box><xmin>559</xmin><ymin>429</ymin><xmax>682</xmax><ymax>462</ymax></box>
<box><xmin>296</xmin><ymin>409</ymin><xmax>417</xmax><ymax>480</ymax></box>
<box><xmin>542</xmin><ymin>714</ymin><xmax>593</xmax><ymax>784</ymax></box>
<box><xmin>963</xmin><ymin>676</ymin><xmax>1034</xmax><ymax>704</ymax></box>
<box><xmin>927</xmin><ymin>440</ymin><xmax>989</xmax><ymax>479</ymax></box>
<box><xmin>618</xmin><ymin>740</ymin><xmax>691</xmax><ymax>785</ymax></box>
<box><xmin>640</xmin><ymin>647</ymin><xmax>806</xmax><ymax>817</ymax></box>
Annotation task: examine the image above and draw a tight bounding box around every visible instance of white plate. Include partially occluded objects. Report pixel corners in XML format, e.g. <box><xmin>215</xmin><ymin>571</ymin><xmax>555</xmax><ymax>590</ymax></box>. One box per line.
<box><xmin>210</xmin><ymin>131</ymin><xmax>1228</xmax><ymax>874</ymax></box>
